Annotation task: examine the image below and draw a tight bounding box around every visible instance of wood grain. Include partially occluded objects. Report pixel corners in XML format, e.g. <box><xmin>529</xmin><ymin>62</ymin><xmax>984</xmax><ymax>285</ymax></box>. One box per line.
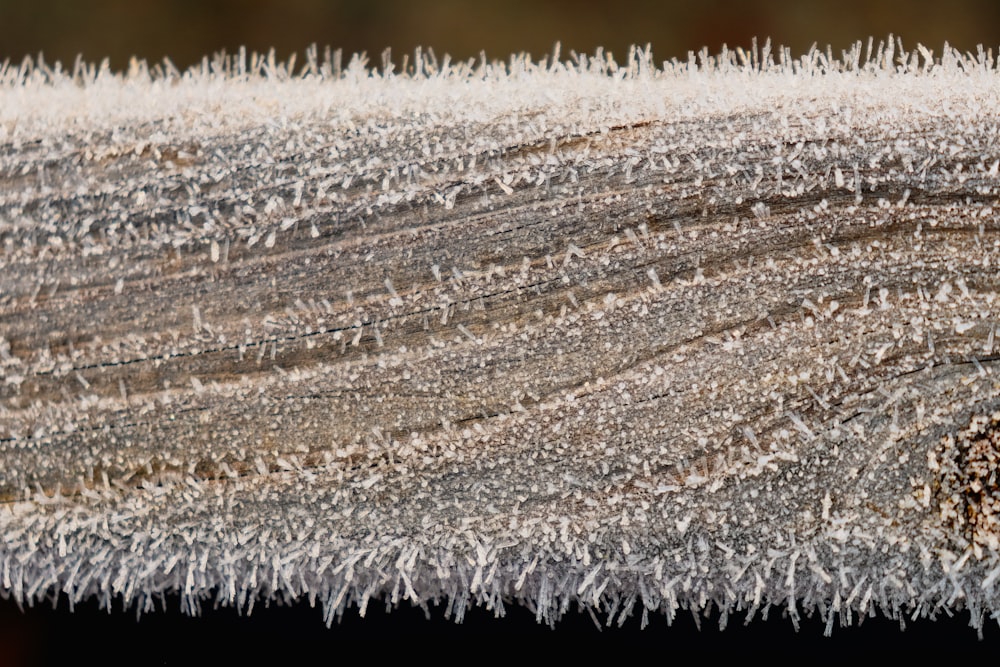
<box><xmin>2</xmin><ymin>45</ymin><xmax>1000</xmax><ymax>630</ymax></box>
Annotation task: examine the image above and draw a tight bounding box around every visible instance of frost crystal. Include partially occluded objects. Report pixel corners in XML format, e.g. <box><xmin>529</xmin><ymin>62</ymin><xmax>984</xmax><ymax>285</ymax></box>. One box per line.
<box><xmin>3</xmin><ymin>39</ymin><xmax>1000</xmax><ymax>634</ymax></box>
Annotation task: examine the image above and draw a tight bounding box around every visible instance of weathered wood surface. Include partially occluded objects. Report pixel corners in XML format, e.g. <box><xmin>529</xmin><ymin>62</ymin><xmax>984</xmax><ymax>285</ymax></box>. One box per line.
<box><xmin>2</xmin><ymin>43</ymin><xmax>1000</xmax><ymax>630</ymax></box>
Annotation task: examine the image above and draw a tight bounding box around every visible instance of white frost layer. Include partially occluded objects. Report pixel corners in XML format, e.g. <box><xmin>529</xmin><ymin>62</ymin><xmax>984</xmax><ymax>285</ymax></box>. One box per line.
<box><xmin>2</xmin><ymin>39</ymin><xmax>1000</xmax><ymax>634</ymax></box>
<box><xmin>2</xmin><ymin>40</ymin><xmax>1000</xmax><ymax>158</ymax></box>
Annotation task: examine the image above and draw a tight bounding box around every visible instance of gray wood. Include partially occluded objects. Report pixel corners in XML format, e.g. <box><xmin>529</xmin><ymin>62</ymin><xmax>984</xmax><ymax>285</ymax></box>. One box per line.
<box><xmin>2</xmin><ymin>42</ymin><xmax>1000</xmax><ymax>632</ymax></box>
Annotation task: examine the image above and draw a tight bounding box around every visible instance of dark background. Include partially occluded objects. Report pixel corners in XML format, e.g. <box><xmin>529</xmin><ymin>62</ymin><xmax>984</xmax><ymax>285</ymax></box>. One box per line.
<box><xmin>0</xmin><ymin>591</ymin><xmax>998</xmax><ymax>663</ymax></box>
<box><xmin>2</xmin><ymin>0</ymin><xmax>1000</xmax><ymax>71</ymax></box>
<box><xmin>3</xmin><ymin>0</ymin><xmax>1000</xmax><ymax>662</ymax></box>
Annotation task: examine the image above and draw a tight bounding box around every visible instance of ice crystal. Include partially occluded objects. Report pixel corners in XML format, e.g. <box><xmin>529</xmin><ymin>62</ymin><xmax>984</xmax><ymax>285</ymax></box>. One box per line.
<box><xmin>2</xmin><ymin>38</ymin><xmax>1000</xmax><ymax>634</ymax></box>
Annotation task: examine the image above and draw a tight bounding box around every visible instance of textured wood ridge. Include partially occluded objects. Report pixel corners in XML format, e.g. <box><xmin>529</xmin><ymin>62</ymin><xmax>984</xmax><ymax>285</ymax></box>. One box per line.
<box><xmin>2</xmin><ymin>45</ymin><xmax>1000</xmax><ymax>630</ymax></box>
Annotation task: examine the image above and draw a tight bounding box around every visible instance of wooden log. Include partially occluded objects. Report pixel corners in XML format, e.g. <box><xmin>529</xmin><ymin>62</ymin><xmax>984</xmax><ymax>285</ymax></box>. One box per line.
<box><xmin>2</xmin><ymin>41</ymin><xmax>1000</xmax><ymax>631</ymax></box>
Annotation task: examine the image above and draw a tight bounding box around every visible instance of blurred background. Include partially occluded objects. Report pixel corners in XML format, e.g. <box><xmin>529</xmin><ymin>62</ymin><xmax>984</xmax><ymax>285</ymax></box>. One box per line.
<box><xmin>2</xmin><ymin>0</ymin><xmax>1000</xmax><ymax>71</ymax></box>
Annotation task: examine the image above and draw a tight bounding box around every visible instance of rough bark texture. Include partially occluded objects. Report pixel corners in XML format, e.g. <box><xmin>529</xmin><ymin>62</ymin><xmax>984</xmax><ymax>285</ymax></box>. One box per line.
<box><xmin>2</xmin><ymin>42</ymin><xmax>1000</xmax><ymax>632</ymax></box>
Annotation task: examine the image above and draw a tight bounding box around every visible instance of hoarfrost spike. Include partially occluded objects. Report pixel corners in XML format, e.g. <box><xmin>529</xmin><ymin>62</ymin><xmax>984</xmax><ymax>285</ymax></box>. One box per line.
<box><xmin>3</xmin><ymin>40</ymin><xmax>1000</xmax><ymax>635</ymax></box>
